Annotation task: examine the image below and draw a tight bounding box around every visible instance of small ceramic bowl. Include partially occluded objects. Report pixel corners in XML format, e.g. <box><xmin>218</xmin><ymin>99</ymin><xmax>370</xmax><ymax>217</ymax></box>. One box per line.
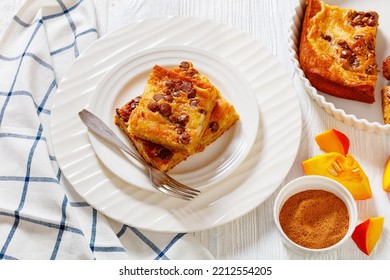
<box><xmin>273</xmin><ymin>175</ymin><xmax>358</xmax><ymax>255</ymax></box>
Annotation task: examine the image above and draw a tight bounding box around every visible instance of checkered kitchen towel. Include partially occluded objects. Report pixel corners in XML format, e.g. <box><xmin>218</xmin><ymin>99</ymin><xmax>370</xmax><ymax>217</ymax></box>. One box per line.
<box><xmin>0</xmin><ymin>0</ymin><xmax>213</xmax><ymax>260</ymax></box>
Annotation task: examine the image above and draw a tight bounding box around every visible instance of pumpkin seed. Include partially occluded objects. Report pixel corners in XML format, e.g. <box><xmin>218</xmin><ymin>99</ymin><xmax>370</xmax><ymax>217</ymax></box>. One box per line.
<box><xmin>328</xmin><ymin>168</ymin><xmax>339</xmax><ymax>176</ymax></box>
<box><xmin>332</xmin><ymin>161</ymin><xmax>342</xmax><ymax>172</ymax></box>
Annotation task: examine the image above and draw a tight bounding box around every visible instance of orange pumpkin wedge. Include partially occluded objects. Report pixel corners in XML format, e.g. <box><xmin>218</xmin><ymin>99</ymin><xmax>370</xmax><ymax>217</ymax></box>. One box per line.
<box><xmin>382</xmin><ymin>156</ymin><xmax>390</xmax><ymax>192</ymax></box>
<box><xmin>315</xmin><ymin>129</ymin><xmax>350</xmax><ymax>156</ymax></box>
<box><xmin>352</xmin><ymin>217</ymin><xmax>384</xmax><ymax>255</ymax></box>
<box><xmin>302</xmin><ymin>152</ymin><xmax>372</xmax><ymax>200</ymax></box>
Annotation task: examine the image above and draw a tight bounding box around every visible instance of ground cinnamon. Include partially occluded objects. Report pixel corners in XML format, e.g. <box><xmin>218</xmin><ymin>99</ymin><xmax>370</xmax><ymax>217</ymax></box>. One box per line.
<box><xmin>279</xmin><ymin>190</ymin><xmax>349</xmax><ymax>249</ymax></box>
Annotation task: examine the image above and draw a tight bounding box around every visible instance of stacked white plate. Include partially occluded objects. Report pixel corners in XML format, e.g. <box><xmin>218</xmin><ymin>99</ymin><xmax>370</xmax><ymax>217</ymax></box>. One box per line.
<box><xmin>51</xmin><ymin>16</ymin><xmax>302</xmax><ymax>232</ymax></box>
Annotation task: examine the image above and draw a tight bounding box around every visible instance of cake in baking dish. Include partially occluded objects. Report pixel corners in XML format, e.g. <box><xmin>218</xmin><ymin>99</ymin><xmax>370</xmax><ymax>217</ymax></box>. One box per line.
<box><xmin>382</xmin><ymin>56</ymin><xmax>390</xmax><ymax>124</ymax></box>
<box><xmin>381</xmin><ymin>86</ymin><xmax>390</xmax><ymax>124</ymax></box>
<box><xmin>114</xmin><ymin>61</ymin><xmax>240</xmax><ymax>171</ymax></box>
<box><xmin>299</xmin><ymin>0</ymin><xmax>379</xmax><ymax>103</ymax></box>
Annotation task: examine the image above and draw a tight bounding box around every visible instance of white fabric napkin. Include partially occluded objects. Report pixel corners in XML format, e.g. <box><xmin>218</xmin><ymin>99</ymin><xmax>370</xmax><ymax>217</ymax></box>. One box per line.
<box><xmin>0</xmin><ymin>0</ymin><xmax>213</xmax><ymax>260</ymax></box>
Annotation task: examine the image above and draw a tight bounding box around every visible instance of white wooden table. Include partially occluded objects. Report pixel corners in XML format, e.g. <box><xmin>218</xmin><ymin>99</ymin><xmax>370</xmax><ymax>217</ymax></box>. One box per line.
<box><xmin>2</xmin><ymin>0</ymin><xmax>388</xmax><ymax>260</ymax></box>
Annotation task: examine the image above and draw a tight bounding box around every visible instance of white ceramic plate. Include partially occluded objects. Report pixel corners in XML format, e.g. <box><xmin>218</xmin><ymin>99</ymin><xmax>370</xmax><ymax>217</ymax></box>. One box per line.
<box><xmin>51</xmin><ymin>16</ymin><xmax>302</xmax><ymax>232</ymax></box>
<box><xmin>289</xmin><ymin>0</ymin><xmax>390</xmax><ymax>134</ymax></box>
<box><xmin>88</xmin><ymin>46</ymin><xmax>259</xmax><ymax>192</ymax></box>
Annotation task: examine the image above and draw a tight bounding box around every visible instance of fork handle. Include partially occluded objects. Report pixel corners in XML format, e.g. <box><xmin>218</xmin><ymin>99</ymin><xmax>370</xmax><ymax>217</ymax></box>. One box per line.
<box><xmin>78</xmin><ymin>109</ymin><xmax>146</xmax><ymax>164</ymax></box>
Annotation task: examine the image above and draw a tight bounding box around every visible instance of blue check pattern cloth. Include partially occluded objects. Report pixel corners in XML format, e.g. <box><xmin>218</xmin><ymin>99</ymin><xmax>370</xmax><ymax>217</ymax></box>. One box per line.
<box><xmin>0</xmin><ymin>0</ymin><xmax>213</xmax><ymax>260</ymax></box>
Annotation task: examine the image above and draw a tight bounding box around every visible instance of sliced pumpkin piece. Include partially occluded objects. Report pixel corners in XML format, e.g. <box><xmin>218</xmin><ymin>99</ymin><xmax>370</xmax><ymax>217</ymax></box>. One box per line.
<box><xmin>352</xmin><ymin>217</ymin><xmax>384</xmax><ymax>255</ymax></box>
<box><xmin>382</xmin><ymin>156</ymin><xmax>390</xmax><ymax>192</ymax></box>
<box><xmin>315</xmin><ymin>129</ymin><xmax>350</xmax><ymax>156</ymax></box>
<box><xmin>302</xmin><ymin>152</ymin><xmax>372</xmax><ymax>200</ymax></box>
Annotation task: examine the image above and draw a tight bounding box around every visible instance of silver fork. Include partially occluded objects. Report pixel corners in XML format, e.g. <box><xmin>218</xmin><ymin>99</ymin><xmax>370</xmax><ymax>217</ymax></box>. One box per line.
<box><xmin>78</xmin><ymin>109</ymin><xmax>200</xmax><ymax>200</ymax></box>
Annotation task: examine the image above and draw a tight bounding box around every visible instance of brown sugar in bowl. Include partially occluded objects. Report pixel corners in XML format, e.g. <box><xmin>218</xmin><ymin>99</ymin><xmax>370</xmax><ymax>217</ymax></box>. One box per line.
<box><xmin>273</xmin><ymin>175</ymin><xmax>358</xmax><ymax>255</ymax></box>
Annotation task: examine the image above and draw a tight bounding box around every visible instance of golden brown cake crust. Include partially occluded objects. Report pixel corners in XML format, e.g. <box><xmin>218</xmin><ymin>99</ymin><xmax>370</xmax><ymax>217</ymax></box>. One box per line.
<box><xmin>299</xmin><ymin>0</ymin><xmax>379</xmax><ymax>103</ymax></box>
<box><xmin>128</xmin><ymin>65</ymin><xmax>219</xmax><ymax>155</ymax></box>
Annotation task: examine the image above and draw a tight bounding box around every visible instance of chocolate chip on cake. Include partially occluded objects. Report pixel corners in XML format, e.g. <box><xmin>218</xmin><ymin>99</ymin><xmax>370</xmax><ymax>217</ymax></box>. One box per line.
<box><xmin>340</xmin><ymin>49</ymin><xmax>352</xmax><ymax>59</ymax></box>
<box><xmin>179</xmin><ymin>61</ymin><xmax>190</xmax><ymax>70</ymax></box>
<box><xmin>181</xmin><ymin>81</ymin><xmax>192</xmax><ymax>92</ymax></box>
<box><xmin>321</xmin><ymin>34</ymin><xmax>332</xmax><ymax>42</ymax></box>
<box><xmin>157</xmin><ymin>148</ymin><xmax>173</xmax><ymax>160</ymax></box>
<box><xmin>168</xmin><ymin>114</ymin><xmax>177</xmax><ymax>124</ymax></box>
<box><xmin>188</xmin><ymin>89</ymin><xmax>197</xmax><ymax>99</ymax></box>
<box><xmin>164</xmin><ymin>94</ymin><xmax>173</xmax><ymax>103</ymax></box>
<box><xmin>165</xmin><ymin>81</ymin><xmax>175</xmax><ymax>89</ymax></box>
<box><xmin>177</xmin><ymin>113</ymin><xmax>189</xmax><ymax>126</ymax></box>
<box><xmin>209</xmin><ymin>121</ymin><xmax>219</xmax><ymax>133</ymax></box>
<box><xmin>153</xmin><ymin>93</ymin><xmax>164</xmax><ymax>101</ymax></box>
<box><xmin>159</xmin><ymin>103</ymin><xmax>172</xmax><ymax>117</ymax></box>
<box><xmin>174</xmin><ymin>126</ymin><xmax>184</xmax><ymax>134</ymax></box>
<box><xmin>134</xmin><ymin>95</ymin><xmax>142</xmax><ymax>103</ymax></box>
<box><xmin>179</xmin><ymin>132</ymin><xmax>191</xmax><ymax>144</ymax></box>
<box><xmin>190</xmin><ymin>99</ymin><xmax>199</xmax><ymax>108</ymax></box>
<box><xmin>172</xmin><ymin>91</ymin><xmax>181</xmax><ymax>98</ymax></box>
<box><xmin>147</xmin><ymin>101</ymin><xmax>160</xmax><ymax>112</ymax></box>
